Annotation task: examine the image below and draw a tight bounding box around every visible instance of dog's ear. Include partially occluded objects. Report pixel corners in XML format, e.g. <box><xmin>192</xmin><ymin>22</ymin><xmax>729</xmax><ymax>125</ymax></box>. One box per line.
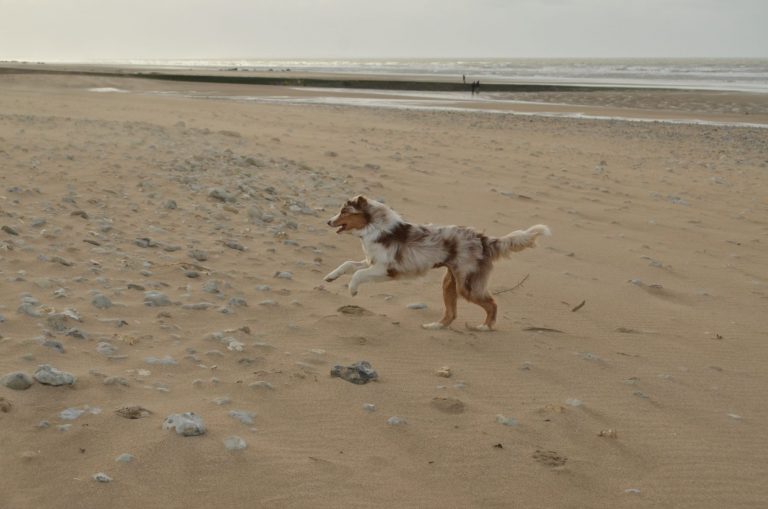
<box><xmin>354</xmin><ymin>195</ymin><xmax>368</xmax><ymax>209</ymax></box>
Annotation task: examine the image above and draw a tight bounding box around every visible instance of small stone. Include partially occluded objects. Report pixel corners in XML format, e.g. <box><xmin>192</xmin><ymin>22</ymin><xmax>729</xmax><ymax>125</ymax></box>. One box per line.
<box><xmin>229</xmin><ymin>410</ymin><xmax>256</xmax><ymax>425</ymax></box>
<box><xmin>50</xmin><ymin>256</ymin><xmax>74</xmax><ymax>267</ymax></box>
<box><xmin>565</xmin><ymin>398</ymin><xmax>583</xmax><ymax>407</ymax></box>
<box><xmin>224</xmin><ymin>240</ymin><xmax>245</xmax><ymax>251</ymax></box>
<box><xmin>496</xmin><ymin>415</ymin><xmax>518</xmax><ymax>427</ymax></box>
<box><xmin>0</xmin><ymin>397</ymin><xmax>12</xmax><ymax>413</ymax></box>
<box><xmin>435</xmin><ymin>366</ymin><xmax>452</xmax><ymax>378</ymax></box>
<box><xmin>163</xmin><ymin>200</ymin><xmax>177</xmax><ymax>210</ymax></box>
<box><xmin>144</xmin><ymin>355</ymin><xmax>177</xmax><ymax>365</ymax></box>
<box><xmin>1</xmin><ymin>371</ymin><xmax>34</xmax><ymax>390</ymax></box>
<box><xmin>115</xmin><ymin>453</ymin><xmax>135</xmax><ymax>463</ymax></box>
<box><xmin>2</xmin><ymin>225</ymin><xmax>19</xmax><ymax>236</ymax></box>
<box><xmin>96</xmin><ymin>342</ymin><xmax>118</xmax><ymax>356</ymax></box>
<box><xmin>115</xmin><ymin>406</ymin><xmax>152</xmax><ymax>419</ymax></box>
<box><xmin>17</xmin><ymin>303</ymin><xmax>43</xmax><ymax>318</ymax></box>
<box><xmin>133</xmin><ymin>238</ymin><xmax>156</xmax><ymax>248</ymax></box>
<box><xmin>189</xmin><ymin>249</ymin><xmax>209</xmax><ymax>262</ymax></box>
<box><xmin>224</xmin><ymin>436</ymin><xmax>247</xmax><ymax>450</ymax></box>
<box><xmin>104</xmin><ymin>376</ymin><xmax>129</xmax><ymax>386</ymax></box>
<box><xmin>598</xmin><ymin>429</ymin><xmax>618</xmax><ymax>438</ymax></box>
<box><xmin>227</xmin><ymin>340</ymin><xmax>245</xmax><ymax>352</ymax></box>
<box><xmin>387</xmin><ymin>416</ymin><xmax>406</xmax><ymax>426</ymax></box>
<box><xmin>162</xmin><ymin>412</ymin><xmax>206</xmax><ymax>436</ymax></box>
<box><xmin>92</xmin><ymin>473</ymin><xmax>112</xmax><ymax>483</ymax></box>
<box><xmin>406</xmin><ymin>302</ymin><xmax>427</xmax><ymax>310</ymax></box>
<box><xmin>202</xmin><ymin>280</ymin><xmax>222</xmax><ymax>294</ymax></box>
<box><xmin>248</xmin><ymin>381</ymin><xmax>274</xmax><ymax>390</ymax></box>
<box><xmin>228</xmin><ymin>297</ymin><xmax>248</xmax><ymax>307</ymax></box>
<box><xmin>363</xmin><ymin>403</ymin><xmax>376</xmax><ymax>412</ymax></box>
<box><xmin>34</xmin><ymin>364</ymin><xmax>76</xmax><ymax>386</ymax></box>
<box><xmin>330</xmin><ymin>361</ymin><xmax>378</xmax><ymax>384</ymax></box>
<box><xmin>182</xmin><ymin>302</ymin><xmax>215</xmax><ymax>310</ymax></box>
<box><xmin>46</xmin><ymin>310</ymin><xmax>82</xmax><ymax>331</ymax></box>
<box><xmin>208</xmin><ymin>188</ymin><xmax>235</xmax><ymax>203</ymax></box>
<box><xmin>91</xmin><ymin>293</ymin><xmax>113</xmax><ymax>309</ymax></box>
<box><xmin>144</xmin><ymin>291</ymin><xmax>171</xmax><ymax>306</ymax></box>
<box><xmin>60</xmin><ymin>407</ymin><xmax>86</xmax><ymax>420</ymax></box>
<box><xmin>273</xmin><ymin>271</ymin><xmax>292</xmax><ymax>280</ymax></box>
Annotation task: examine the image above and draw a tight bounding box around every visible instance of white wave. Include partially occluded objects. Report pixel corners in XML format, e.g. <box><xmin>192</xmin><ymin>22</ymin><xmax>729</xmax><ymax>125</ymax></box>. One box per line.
<box><xmin>88</xmin><ymin>87</ymin><xmax>128</xmax><ymax>93</ymax></box>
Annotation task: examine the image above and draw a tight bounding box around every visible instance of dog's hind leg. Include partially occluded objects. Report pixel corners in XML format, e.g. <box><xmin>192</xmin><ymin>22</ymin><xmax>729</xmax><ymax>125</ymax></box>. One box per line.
<box><xmin>324</xmin><ymin>260</ymin><xmax>367</xmax><ymax>282</ymax></box>
<box><xmin>458</xmin><ymin>267</ymin><xmax>497</xmax><ymax>331</ymax></box>
<box><xmin>465</xmin><ymin>294</ymin><xmax>497</xmax><ymax>332</ymax></box>
<box><xmin>422</xmin><ymin>269</ymin><xmax>458</xmax><ymax>330</ymax></box>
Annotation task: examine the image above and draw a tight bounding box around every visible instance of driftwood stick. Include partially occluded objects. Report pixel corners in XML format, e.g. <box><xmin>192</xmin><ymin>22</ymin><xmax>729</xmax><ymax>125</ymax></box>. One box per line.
<box><xmin>571</xmin><ymin>300</ymin><xmax>586</xmax><ymax>312</ymax></box>
<box><xmin>493</xmin><ymin>273</ymin><xmax>530</xmax><ymax>295</ymax></box>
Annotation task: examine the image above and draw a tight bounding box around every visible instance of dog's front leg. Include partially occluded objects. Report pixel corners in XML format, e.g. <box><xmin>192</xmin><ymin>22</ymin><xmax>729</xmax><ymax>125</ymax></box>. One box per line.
<box><xmin>324</xmin><ymin>260</ymin><xmax>368</xmax><ymax>282</ymax></box>
<box><xmin>348</xmin><ymin>265</ymin><xmax>389</xmax><ymax>296</ymax></box>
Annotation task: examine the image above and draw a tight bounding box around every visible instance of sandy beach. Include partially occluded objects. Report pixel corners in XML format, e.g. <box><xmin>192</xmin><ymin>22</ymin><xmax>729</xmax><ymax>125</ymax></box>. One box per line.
<box><xmin>1</xmin><ymin>69</ymin><xmax>767</xmax><ymax>508</ymax></box>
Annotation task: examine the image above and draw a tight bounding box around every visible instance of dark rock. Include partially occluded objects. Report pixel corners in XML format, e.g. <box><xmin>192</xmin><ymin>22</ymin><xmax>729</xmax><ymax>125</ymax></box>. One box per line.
<box><xmin>330</xmin><ymin>361</ymin><xmax>378</xmax><ymax>384</ymax></box>
<box><xmin>34</xmin><ymin>364</ymin><xmax>76</xmax><ymax>386</ymax></box>
<box><xmin>163</xmin><ymin>412</ymin><xmax>206</xmax><ymax>436</ymax></box>
<box><xmin>1</xmin><ymin>371</ymin><xmax>34</xmax><ymax>390</ymax></box>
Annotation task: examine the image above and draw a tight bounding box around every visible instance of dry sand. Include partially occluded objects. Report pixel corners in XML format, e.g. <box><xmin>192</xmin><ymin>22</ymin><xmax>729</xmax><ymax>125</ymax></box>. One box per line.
<box><xmin>1</xmin><ymin>71</ymin><xmax>767</xmax><ymax>509</ymax></box>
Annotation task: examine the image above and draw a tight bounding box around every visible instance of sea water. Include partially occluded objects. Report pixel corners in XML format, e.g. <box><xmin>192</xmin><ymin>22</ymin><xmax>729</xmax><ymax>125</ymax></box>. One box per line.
<box><xmin>94</xmin><ymin>57</ymin><xmax>768</xmax><ymax>93</ymax></box>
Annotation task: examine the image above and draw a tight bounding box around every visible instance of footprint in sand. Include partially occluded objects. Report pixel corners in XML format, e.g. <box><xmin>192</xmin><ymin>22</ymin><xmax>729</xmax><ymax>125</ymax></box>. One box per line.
<box><xmin>533</xmin><ymin>449</ymin><xmax>567</xmax><ymax>467</ymax></box>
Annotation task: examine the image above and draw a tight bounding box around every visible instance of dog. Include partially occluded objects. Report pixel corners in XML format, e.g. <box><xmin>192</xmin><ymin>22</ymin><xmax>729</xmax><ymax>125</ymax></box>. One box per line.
<box><xmin>324</xmin><ymin>195</ymin><xmax>550</xmax><ymax>331</ymax></box>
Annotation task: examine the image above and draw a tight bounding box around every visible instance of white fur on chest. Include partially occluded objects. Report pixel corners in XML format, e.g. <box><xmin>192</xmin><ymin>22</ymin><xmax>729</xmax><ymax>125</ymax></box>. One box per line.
<box><xmin>360</xmin><ymin>232</ymin><xmax>390</xmax><ymax>265</ymax></box>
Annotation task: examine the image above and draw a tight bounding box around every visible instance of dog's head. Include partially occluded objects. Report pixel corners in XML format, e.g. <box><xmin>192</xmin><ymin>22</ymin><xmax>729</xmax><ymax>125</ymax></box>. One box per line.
<box><xmin>327</xmin><ymin>195</ymin><xmax>372</xmax><ymax>234</ymax></box>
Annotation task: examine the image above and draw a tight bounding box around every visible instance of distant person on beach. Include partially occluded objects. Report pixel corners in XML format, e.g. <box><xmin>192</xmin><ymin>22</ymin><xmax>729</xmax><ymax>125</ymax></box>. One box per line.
<box><xmin>475</xmin><ymin>80</ymin><xmax>480</xmax><ymax>95</ymax></box>
<box><xmin>463</xmin><ymin>74</ymin><xmax>466</xmax><ymax>84</ymax></box>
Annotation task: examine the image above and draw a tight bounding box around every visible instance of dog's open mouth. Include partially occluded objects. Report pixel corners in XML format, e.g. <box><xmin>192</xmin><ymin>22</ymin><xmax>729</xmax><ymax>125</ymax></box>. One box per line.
<box><xmin>335</xmin><ymin>224</ymin><xmax>347</xmax><ymax>234</ymax></box>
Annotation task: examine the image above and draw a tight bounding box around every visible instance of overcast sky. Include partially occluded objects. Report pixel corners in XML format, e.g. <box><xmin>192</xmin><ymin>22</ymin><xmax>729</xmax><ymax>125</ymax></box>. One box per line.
<box><xmin>2</xmin><ymin>0</ymin><xmax>766</xmax><ymax>61</ymax></box>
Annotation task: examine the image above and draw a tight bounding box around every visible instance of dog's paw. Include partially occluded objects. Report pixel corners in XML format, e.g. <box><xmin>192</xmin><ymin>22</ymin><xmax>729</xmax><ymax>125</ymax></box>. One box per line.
<box><xmin>465</xmin><ymin>323</ymin><xmax>493</xmax><ymax>332</ymax></box>
<box><xmin>421</xmin><ymin>322</ymin><xmax>447</xmax><ymax>330</ymax></box>
<box><xmin>323</xmin><ymin>272</ymin><xmax>339</xmax><ymax>282</ymax></box>
<box><xmin>349</xmin><ymin>287</ymin><xmax>358</xmax><ymax>297</ymax></box>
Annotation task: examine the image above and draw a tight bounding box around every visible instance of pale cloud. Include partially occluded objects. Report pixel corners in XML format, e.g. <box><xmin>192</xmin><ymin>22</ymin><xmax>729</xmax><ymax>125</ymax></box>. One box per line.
<box><xmin>0</xmin><ymin>0</ymin><xmax>766</xmax><ymax>60</ymax></box>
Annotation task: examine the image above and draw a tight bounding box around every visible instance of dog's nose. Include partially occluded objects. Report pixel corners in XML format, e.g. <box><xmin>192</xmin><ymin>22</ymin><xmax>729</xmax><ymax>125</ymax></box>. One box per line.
<box><xmin>326</xmin><ymin>220</ymin><xmax>332</xmax><ymax>226</ymax></box>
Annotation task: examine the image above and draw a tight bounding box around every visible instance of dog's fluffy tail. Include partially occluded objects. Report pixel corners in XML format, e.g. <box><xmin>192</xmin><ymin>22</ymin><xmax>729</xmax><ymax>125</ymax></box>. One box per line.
<box><xmin>489</xmin><ymin>224</ymin><xmax>551</xmax><ymax>260</ymax></box>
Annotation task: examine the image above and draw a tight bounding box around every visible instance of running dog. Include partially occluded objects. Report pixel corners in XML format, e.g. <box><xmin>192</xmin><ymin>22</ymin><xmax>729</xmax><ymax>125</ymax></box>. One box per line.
<box><xmin>324</xmin><ymin>195</ymin><xmax>550</xmax><ymax>331</ymax></box>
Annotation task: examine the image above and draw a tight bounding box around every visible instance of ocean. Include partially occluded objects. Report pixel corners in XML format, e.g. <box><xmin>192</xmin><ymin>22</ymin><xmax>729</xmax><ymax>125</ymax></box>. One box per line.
<box><xmin>100</xmin><ymin>58</ymin><xmax>768</xmax><ymax>93</ymax></box>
